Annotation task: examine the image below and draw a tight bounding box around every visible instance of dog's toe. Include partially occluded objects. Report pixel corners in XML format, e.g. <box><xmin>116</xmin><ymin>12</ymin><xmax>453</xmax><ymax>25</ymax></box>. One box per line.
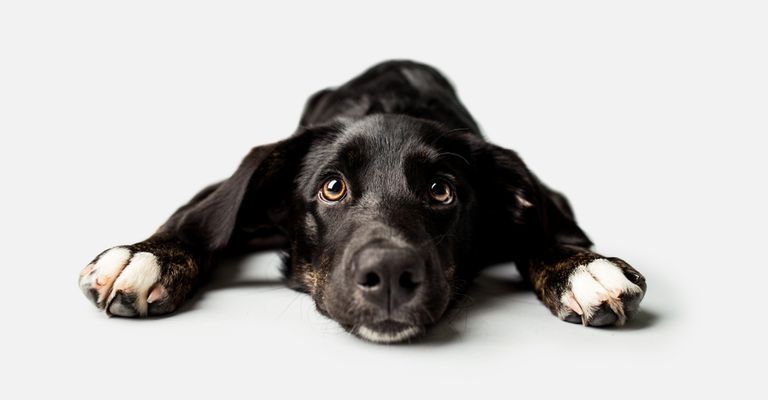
<box><xmin>587</xmin><ymin>302</ymin><xmax>619</xmax><ymax>326</ymax></box>
<box><xmin>106</xmin><ymin>252</ymin><xmax>161</xmax><ymax>317</ymax></box>
<box><xmin>79</xmin><ymin>247</ymin><xmax>132</xmax><ymax>308</ymax></box>
<box><xmin>107</xmin><ymin>291</ymin><xmax>139</xmax><ymax>317</ymax></box>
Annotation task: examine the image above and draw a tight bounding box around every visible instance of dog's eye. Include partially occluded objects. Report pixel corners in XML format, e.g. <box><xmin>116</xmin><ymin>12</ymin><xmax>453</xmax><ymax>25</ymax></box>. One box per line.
<box><xmin>320</xmin><ymin>177</ymin><xmax>347</xmax><ymax>202</ymax></box>
<box><xmin>428</xmin><ymin>179</ymin><xmax>454</xmax><ymax>205</ymax></box>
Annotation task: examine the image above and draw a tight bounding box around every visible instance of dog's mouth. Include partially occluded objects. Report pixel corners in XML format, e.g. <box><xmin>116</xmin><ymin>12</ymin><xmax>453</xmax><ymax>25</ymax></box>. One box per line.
<box><xmin>354</xmin><ymin>320</ymin><xmax>423</xmax><ymax>344</ymax></box>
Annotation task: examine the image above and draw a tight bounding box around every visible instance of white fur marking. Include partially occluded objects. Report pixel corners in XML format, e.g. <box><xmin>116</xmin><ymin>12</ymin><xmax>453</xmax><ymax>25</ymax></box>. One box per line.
<box><xmin>109</xmin><ymin>252</ymin><xmax>161</xmax><ymax>316</ymax></box>
<box><xmin>82</xmin><ymin>247</ymin><xmax>132</xmax><ymax>303</ymax></box>
<box><xmin>562</xmin><ymin>259</ymin><xmax>643</xmax><ymax>325</ymax></box>
<box><xmin>357</xmin><ymin>326</ymin><xmax>420</xmax><ymax>343</ymax></box>
<box><xmin>586</xmin><ymin>259</ymin><xmax>643</xmax><ymax>297</ymax></box>
<box><xmin>516</xmin><ymin>194</ymin><xmax>533</xmax><ymax>208</ymax></box>
<box><xmin>568</xmin><ymin>265</ymin><xmax>609</xmax><ymax>319</ymax></box>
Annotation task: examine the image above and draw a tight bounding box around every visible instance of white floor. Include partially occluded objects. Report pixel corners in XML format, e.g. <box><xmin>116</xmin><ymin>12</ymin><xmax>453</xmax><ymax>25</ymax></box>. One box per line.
<box><xmin>2</xmin><ymin>2</ymin><xmax>766</xmax><ymax>398</ymax></box>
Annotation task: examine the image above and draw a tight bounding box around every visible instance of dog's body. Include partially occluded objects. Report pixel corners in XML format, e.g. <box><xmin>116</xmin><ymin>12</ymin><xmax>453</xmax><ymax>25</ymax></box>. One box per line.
<box><xmin>79</xmin><ymin>61</ymin><xmax>646</xmax><ymax>343</ymax></box>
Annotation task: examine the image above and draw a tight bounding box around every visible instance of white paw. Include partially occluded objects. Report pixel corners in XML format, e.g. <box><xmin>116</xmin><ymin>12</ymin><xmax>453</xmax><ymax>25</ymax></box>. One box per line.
<box><xmin>79</xmin><ymin>247</ymin><xmax>169</xmax><ymax>317</ymax></box>
<box><xmin>560</xmin><ymin>259</ymin><xmax>645</xmax><ymax>326</ymax></box>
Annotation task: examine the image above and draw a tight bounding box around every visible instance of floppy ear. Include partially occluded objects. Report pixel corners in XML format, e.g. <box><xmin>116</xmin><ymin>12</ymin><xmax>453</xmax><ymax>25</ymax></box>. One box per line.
<box><xmin>459</xmin><ymin>134</ymin><xmax>592</xmax><ymax>254</ymax></box>
<box><xmin>159</xmin><ymin>127</ymin><xmax>323</xmax><ymax>252</ymax></box>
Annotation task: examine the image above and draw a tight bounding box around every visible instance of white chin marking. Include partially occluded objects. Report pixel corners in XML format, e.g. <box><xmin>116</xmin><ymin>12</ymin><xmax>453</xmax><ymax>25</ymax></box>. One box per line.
<box><xmin>560</xmin><ymin>259</ymin><xmax>643</xmax><ymax>325</ymax></box>
<box><xmin>357</xmin><ymin>326</ymin><xmax>420</xmax><ymax>344</ymax></box>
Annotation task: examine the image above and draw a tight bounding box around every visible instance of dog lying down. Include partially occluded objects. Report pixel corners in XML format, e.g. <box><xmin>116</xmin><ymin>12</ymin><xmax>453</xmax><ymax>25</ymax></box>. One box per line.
<box><xmin>79</xmin><ymin>60</ymin><xmax>646</xmax><ymax>343</ymax></box>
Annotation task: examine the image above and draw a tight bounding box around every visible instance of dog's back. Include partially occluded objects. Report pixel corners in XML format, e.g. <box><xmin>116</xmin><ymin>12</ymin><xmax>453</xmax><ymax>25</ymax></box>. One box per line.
<box><xmin>299</xmin><ymin>60</ymin><xmax>481</xmax><ymax>133</ymax></box>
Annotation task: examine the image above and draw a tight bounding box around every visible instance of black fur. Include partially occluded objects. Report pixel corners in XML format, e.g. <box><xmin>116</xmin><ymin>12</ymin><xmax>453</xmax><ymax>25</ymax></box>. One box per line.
<box><xmin>79</xmin><ymin>60</ymin><xmax>646</xmax><ymax>341</ymax></box>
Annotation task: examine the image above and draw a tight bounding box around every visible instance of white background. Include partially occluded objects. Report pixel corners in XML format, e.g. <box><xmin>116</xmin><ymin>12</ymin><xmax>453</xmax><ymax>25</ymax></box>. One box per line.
<box><xmin>1</xmin><ymin>1</ymin><xmax>766</xmax><ymax>398</ymax></box>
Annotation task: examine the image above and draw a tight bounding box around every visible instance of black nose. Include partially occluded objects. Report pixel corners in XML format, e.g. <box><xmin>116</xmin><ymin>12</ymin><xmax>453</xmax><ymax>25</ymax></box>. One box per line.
<box><xmin>353</xmin><ymin>245</ymin><xmax>425</xmax><ymax>313</ymax></box>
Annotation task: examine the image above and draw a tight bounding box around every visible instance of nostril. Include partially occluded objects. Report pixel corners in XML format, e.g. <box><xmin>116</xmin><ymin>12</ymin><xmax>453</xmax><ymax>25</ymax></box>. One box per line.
<box><xmin>358</xmin><ymin>271</ymin><xmax>381</xmax><ymax>289</ymax></box>
<box><xmin>398</xmin><ymin>271</ymin><xmax>420</xmax><ymax>291</ymax></box>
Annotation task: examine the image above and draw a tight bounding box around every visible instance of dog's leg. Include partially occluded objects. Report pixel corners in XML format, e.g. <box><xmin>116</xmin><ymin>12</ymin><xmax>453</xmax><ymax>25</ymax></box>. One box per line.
<box><xmin>465</xmin><ymin>137</ymin><xmax>648</xmax><ymax>326</ymax></box>
<box><xmin>518</xmin><ymin>186</ymin><xmax>647</xmax><ymax>326</ymax></box>
<box><xmin>518</xmin><ymin>245</ymin><xmax>647</xmax><ymax>326</ymax></box>
<box><xmin>78</xmin><ymin>180</ymin><xmax>247</xmax><ymax>317</ymax></box>
<box><xmin>78</xmin><ymin>129</ymin><xmax>320</xmax><ymax>317</ymax></box>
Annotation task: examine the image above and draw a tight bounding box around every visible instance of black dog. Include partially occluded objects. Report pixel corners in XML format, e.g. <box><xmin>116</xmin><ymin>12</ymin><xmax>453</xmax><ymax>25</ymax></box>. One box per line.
<box><xmin>79</xmin><ymin>61</ymin><xmax>646</xmax><ymax>343</ymax></box>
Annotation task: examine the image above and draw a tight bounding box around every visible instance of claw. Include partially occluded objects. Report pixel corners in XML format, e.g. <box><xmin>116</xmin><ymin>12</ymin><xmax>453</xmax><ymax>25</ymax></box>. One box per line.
<box><xmin>147</xmin><ymin>285</ymin><xmax>168</xmax><ymax>304</ymax></box>
<box><xmin>565</xmin><ymin>292</ymin><xmax>583</xmax><ymax>315</ymax></box>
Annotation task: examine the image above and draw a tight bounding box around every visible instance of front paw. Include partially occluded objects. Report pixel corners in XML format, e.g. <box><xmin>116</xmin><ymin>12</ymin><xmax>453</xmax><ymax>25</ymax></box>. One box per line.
<box><xmin>78</xmin><ymin>241</ymin><xmax>199</xmax><ymax>317</ymax></box>
<box><xmin>558</xmin><ymin>258</ymin><xmax>646</xmax><ymax>326</ymax></box>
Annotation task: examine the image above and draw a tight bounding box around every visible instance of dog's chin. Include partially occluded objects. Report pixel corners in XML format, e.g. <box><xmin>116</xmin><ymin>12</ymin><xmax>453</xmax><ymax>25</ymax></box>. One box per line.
<box><xmin>352</xmin><ymin>320</ymin><xmax>423</xmax><ymax>344</ymax></box>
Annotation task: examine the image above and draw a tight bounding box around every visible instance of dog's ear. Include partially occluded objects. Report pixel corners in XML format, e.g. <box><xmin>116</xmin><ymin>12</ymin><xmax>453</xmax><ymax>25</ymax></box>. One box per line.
<box><xmin>456</xmin><ymin>134</ymin><xmax>592</xmax><ymax>250</ymax></box>
<box><xmin>161</xmin><ymin>127</ymin><xmax>327</xmax><ymax>252</ymax></box>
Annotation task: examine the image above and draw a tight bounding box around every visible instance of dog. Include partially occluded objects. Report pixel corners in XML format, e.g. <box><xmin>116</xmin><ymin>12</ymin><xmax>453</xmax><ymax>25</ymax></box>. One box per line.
<box><xmin>78</xmin><ymin>60</ymin><xmax>646</xmax><ymax>343</ymax></box>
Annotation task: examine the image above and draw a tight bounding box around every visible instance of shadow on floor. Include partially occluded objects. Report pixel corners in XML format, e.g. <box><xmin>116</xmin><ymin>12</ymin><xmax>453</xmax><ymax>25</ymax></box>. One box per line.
<box><xmin>159</xmin><ymin>255</ymin><xmax>660</xmax><ymax>340</ymax></box>
<box><xmin>152</xmin><ymin>253</ymin><xmax>285</xmax><ymax>318</ymax></box>
<box><xmin>418</xmin><ymin>263</ymin><xmax>661</xmax><ymax>345</ymax></box>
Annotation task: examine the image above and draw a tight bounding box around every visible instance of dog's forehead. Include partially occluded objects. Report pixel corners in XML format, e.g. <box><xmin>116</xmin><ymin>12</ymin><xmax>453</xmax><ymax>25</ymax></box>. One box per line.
<box><xmin>305</xmin><ymin>115</ymin><xmax>441</xmax><ymax>174</ymax></box>
<box><xmin>339</xmin><ymin>116</ymin><xmax>436</xmax><ymax>166</ymax></box>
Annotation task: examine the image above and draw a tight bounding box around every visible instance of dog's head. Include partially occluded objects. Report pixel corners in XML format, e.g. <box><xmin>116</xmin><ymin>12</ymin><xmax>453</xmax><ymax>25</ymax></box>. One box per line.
<box><xmin>291</xmin><ymin>115</ymin><xmax>481</xmax><ymax>343</ymax></box>
<box><xmin>207</xmin><ymin>114</ymin><xmax>550</xmax><ymax>343</ymax></box>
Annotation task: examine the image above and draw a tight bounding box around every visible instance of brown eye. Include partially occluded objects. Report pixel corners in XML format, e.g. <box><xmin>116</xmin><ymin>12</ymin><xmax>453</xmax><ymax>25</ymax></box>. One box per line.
<box><xmin>320</xmin><ymin>177</ymin><xmax>347</xmax><ymax>202</ymax></box>
<box><xmin>429</xmin><ymin>179</ymin><xmax>454</xmax><ymax>205</ymax></box>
